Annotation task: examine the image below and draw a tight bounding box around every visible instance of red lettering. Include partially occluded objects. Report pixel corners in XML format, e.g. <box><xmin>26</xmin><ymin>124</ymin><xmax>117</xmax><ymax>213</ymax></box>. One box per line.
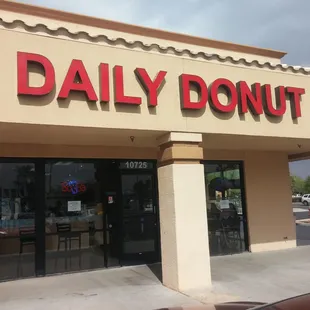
<box><xmin>113</xmin><ymin>66</ymin><xmax>141</xmax><ymax>105</ymax></box>
<box><xmin>286</xmin><ymin>87</ymin><xmax>305</xmax><ymax>118</ymax></box>
<box><xmin>262</xmin><ymin>85</ymin><xmax>286</xmax><ymax>117</ymax></box>
<box><xmin>17</xmin><ymin>51</ymin><xmax>55</xmax><ymax>96</ymax></box>
<box><xmin>16</xmin><ymin>52</ymin><xmax>306</xmax><ymax>121</ymax></box>
<box><xmin>134</xmin><ymin>68</ymin><xmax>167</xmax><ymax>107</ymax></box>
<box><xmin>58</xmin><ymin>59</ymin><xmax>98</xmax><ymax>101</ymax></box>
<box><xmin>179</xmin><ymin>74</ymin><xmax>208</xmax><ymax>110</ymax></box>
<box><xmin>99</xmin><ymin>63</ymin><xmax>110</xmax><ymax>103</ymax></box>
<box><xmin>209</xmin><ymin>78</ymin><xmax>237</xmax><ymax>113</ymax></box>
<box><xmin>237</xmin><ymin>81</ymin><xmax>263</xmax><ymax>115</ymax></box>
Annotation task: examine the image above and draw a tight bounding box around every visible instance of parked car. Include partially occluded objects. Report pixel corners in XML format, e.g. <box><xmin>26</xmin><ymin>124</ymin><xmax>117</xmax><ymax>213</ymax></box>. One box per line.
<box><xmin>155</xmin><ymin>292</ymin><xmax>310</xmax><ymax>309</ymax></box>
<box><xmin>301</xmin><ymin>194</ymin><xmax>310</xmax><ymax>206</ymax></box>
<box><xmin>292</xmin><ymin>193</ymin><xmax>302</xmax><ymax>202</ymax></box>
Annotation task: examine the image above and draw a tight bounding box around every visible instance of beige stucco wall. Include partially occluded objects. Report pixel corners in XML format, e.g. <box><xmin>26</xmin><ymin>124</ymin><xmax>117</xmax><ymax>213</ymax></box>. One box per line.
<box><xmin>206</xmin><ymin>150</ymin><xmax>296</xmax><ymax>252</ymax></box>
<box><xmin>0</xmin><ymin>143</ymin><xmax>158</xmax><ymax>159</ymax></box>
<box><xmin>0</xmin><ymin>23</ymin><xmax>309</xmax><ymax>142</ymax></box>
<box><xmin>244</xmin><ymin>151</ymin><xmax>296</xmax><ymax>251</ymax></box>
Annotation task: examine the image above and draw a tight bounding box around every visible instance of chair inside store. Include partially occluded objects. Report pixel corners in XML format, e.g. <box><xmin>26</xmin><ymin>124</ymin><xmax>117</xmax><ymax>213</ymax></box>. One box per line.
<box><xmin>19</xmin><ymin>227</ymin><xmax>36</xmax><ymax>254</ymax></box>
<box><xmin>56</xmin><ymin>223</ymin><xmax>82</xmax><ymax>251</ymax></box>
<box><xmin>206</xmin><ymin>169</ymin><xmax>245</xmax><ymax>256</ymax></box>
<box><xmin>207</xmin><ymin>202</ymin><xmax>242</xmax><ymax>255</ymax></box>
<box><xmin>18</xmin><ymin>226</ymin><xmax>36</xmax><ymax>277</ymax></box>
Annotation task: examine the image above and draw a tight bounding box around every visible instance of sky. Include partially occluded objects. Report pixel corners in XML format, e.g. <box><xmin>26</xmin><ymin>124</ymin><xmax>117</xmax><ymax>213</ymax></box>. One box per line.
<box><xmin>13</xmin><ymin>0</ymin><xmax>310</xmax><ymax>178</ymax></box>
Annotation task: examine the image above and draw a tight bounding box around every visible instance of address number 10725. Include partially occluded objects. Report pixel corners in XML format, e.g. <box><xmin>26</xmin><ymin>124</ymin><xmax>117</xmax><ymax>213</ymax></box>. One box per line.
<box><xmin>121</xmin><ymin>161</ymin><xmax>151</xmax><ymax>169</ymax></box>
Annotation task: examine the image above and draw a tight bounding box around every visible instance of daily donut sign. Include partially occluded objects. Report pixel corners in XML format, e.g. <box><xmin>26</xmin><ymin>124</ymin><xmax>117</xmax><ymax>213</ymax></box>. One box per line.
<box><xmin>16</xmin><ymin>51</ymin><xmax>305</xmax><ymax>119</ymax></box>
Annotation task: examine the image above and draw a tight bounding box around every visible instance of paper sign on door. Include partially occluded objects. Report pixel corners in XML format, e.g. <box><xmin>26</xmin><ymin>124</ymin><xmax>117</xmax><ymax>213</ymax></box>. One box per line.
<box><xmin>68</xmin><ymin>201</ymin><xmax>81</xmax><ymax>212</ymax></box>
<box><xmin>219</xmin><ymin>200</ymin><xmax>230</xmax><ymax>209</ymax></box>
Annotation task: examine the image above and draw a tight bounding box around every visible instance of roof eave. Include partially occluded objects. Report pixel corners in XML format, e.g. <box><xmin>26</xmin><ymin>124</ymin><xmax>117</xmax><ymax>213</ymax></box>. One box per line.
<box><xmin>1</xmin><ymin>0</ymin><xmax>287</xmax><ymax>59</ymax></box>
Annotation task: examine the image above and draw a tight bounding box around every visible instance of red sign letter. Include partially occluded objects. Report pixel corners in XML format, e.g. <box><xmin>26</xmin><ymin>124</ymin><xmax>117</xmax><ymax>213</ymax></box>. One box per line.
<box><xmin>262</xmin><ymin>85</ymin><xmax>286</xmax><ymax>117</ymax></box>
<box><xmin>17</xmin><ymin>51</ymin><xmax>55</xmax><ymax>96</ymax></box>
<box><xmin>209</xmin><ymin>78</ymin><xmax>238</xmax><ymax>113</ymax></box>
<box><xmin>99</xmin><ymin>63</ymin><xmax>110</xmax><ymax>103</ymax></box>
<box><xmin>179</xmin><ymin>74</ymin><xmax>208</xmax><ymax>110</ymax></box>
<box><xmin>286</xmin><ymin>87</ymin><xmax>305</xmax><ymax>118</ymax></box>
<box><xmin>237</xmin><ymin>81</ymin><xmax>263</xmax><ymax>115</ymax></box>
<box><xmin>113</xmin><ymin>66</ymin><xmax>142</xmax><ymax>105</ymax></box>
<box><xmin>135</xmin><ymin>68</ymin><xmax>167</xmax><ymax>107</ymax></box>
<box><xmin>58</xmin><ymin>59</ymin><xmax>98</xmax><ymax>101</ymax></box>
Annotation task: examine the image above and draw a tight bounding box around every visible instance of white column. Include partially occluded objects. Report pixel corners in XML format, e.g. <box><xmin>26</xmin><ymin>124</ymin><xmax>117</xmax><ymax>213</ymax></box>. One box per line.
<box><xmin>157</xmin><ymin>132</ymin><xmax>211</xmax><ymax>294</ymax></box>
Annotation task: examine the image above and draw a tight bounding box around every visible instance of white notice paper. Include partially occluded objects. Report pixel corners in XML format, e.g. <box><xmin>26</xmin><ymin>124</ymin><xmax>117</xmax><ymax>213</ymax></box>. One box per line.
<box><xmin>219</xmin><ymin>200</ymin><xmax>230</xmax><ymax>210</ymax></box>
<box><xmin>68</xmin><ymin>201</ymin><xmax>81</xmax><ymax>212</ymax></box>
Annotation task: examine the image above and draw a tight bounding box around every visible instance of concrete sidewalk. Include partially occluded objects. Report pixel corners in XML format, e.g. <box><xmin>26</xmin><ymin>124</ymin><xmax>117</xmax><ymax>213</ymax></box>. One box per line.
<box><xmin>1</xmin><ymin>246</ymin><xmax>310</xmax><ymax>309</ymax></box>
<box><xmin>0</xmin><ymin>265</ymin><xmax>201</xmax><ymax>310</ymax></box>
<box><xmin>211</xmin><ymin>246</ymin><xmax>310</xmax><ymax>303</ymax></box>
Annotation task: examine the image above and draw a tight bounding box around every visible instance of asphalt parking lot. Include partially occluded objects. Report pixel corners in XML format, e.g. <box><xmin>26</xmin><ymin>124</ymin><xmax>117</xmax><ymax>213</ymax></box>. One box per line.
<box><xmin>293</xmin><ymin>203</ymin><xmax>310</xmax><ymax>246</ymax></box>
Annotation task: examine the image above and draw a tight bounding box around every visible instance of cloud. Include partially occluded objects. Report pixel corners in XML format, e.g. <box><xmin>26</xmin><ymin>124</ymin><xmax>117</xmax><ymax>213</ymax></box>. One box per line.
<box><xmin>13</xmin><ymin>0</ymin><xmax>310</xmax><ymax>65</ymax></box>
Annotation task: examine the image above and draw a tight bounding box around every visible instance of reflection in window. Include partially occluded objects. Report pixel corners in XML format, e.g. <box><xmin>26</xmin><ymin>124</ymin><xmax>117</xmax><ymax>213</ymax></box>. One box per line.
<box><xmin>122</xmin><ymin>175</ymin><xmax>154</xmax><ymax>214</ymax></box>
<box><xmin>204</xmin><ymin>162</ymin><xmax>247</xmax><ymax>256</ymax></box>
<box><xmin>121</xmin><ymin>174</ymin><xmax>156</xmax><ymax>255</ymax></box>
<box><xmin>0</xmin><ymin>163</ymin><xmax>36</xmax><ymax>280</ymax></box>
<box><xmin>44</xmin><ymin>161</ymin><xmax>105</xmax><ymax>275</ymax></box>
<box><xmin>45</xmin><ymin>162</ymin><xmax>100</xmax><ymax>218</ymax></box>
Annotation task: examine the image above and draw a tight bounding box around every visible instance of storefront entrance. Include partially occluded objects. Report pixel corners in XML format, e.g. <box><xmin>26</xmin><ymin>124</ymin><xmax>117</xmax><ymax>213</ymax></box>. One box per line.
<box><xmin>0</xmin><ymin>159</ymin><xmax>159</xmax><ymax>281</ymax></box>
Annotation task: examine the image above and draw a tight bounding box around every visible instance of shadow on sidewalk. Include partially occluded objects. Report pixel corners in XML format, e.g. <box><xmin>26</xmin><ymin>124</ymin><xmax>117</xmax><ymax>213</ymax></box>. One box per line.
<box><xmin>147</xmin><ymin>263</ymin><xmax>162</xmax><ymax>282</ymax></box>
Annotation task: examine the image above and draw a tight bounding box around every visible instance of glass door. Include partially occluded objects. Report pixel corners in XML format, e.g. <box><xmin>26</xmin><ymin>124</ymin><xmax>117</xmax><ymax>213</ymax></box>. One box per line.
<box><xmin>44</xmin><ymin>160</ymin><xmax>106</xmax><ymax>275</ymax></box>
<box><xmin>119</xmin><ymin>161</ymin><xmax>159</xmax><ymax>265</ymax></box>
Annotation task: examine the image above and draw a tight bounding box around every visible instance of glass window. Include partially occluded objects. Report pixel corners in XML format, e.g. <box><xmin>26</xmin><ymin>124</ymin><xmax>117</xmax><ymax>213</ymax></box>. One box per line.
<box><xmin>45</xmin><ymin>161</ymin><xmax>105</xmax><ymax>274</ymax></box>
<box><xmin>121</xmin><ymin>174</ymin><xmax>156</xmax><ymax>255</ymax></box>
<box><xmin>204</xmin><ymin>162</ymin><xmax>247</xmax><ymax>256</ymax></box>
<box><xmin>0</xmin><ymin>163</ymin><xmax>36</xmax><ymax>280</ymax></box>
<box><xmin>122</xmin><ymin>175</ymin><xmax>155</xmax><ymax>215</ymax></box>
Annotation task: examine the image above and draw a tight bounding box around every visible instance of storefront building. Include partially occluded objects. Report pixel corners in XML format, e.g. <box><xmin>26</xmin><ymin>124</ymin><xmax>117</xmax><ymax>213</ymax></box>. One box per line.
<box><xmin>0</xmin><ymin>0</ymin><xmax>309</xmax><ymax>294</ymax></box>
